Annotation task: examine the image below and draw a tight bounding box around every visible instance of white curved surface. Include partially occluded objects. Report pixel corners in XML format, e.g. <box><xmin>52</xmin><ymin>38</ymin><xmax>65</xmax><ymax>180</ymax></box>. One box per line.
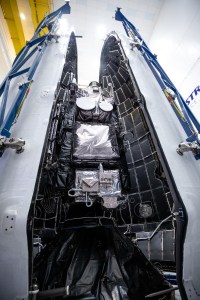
<box><xmin>119</xmin><ymin>32</ymin><xmax>200</xmax><ymax>299</ymax></box>
<box><xmin>99</xmin><ymin>101</ymin><xmax>113</xmax><ymax>112</ymax></box>
<box><xmin>0</xmin><ymin>26</ymin><xmax>69</xmax><ymax>299</ymax></box>
<box><xmin>76</xmin><ymin>97</ymin><xmax>96</xmax><ymax>110</ymax></box>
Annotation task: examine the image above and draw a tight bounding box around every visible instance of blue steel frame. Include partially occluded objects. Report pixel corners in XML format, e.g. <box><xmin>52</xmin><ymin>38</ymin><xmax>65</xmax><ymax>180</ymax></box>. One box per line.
<box><xmin>115</xmin><ymin>8</ymin><xmax>200</xmax><ymax>159</ymax></box>
<box><xmin>0</xmin><ymin>2</ymin><xmax>70</xmax><ymax>140</ymax></box>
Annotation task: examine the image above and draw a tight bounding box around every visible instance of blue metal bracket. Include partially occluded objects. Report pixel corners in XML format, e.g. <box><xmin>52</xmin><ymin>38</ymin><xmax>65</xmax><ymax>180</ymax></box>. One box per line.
<box><xmin>0</xmin><ymin>82</ymin><xmax>32</xmax><ymax>137</ymax></box>
<box><xmin>0</xmin><ymin>3</ymin><xmax>71</xmax><ymax>152</ymax></box>
<box><xmin>33</xmin><ymin>1</ymin><xmax>70</xmax><ymax>38</ymax></box>
<box><xmin>115</xmin><ymin>8</ymin><xmax>200</xmax><ymax>159</ymax></box>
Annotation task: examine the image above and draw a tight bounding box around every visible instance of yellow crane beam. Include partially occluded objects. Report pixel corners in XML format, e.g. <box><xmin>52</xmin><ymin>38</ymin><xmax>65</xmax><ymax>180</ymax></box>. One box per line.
<box><xmin>29</xmin><ymin>0</ymin><xmax>52</xmax><ymax>32</ymax></box>
<box><xmin>0</xmin><ymin>0</ymin><xmax>26</xmax><ymax>54</ymax></box>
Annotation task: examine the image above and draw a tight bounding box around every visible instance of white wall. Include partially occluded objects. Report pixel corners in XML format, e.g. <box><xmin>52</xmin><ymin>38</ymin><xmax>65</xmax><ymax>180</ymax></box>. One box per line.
<box><xmin>54</xmin><ymin>0</ymin><xmax>165</xmax><ymax>86</ymax></box>
<box><xmin>0</xmin><ymin>38</ymin><xmax>10</xmax><ymax>83</ymax></box>
<box><xmin>0</xmin><ymin>0</ymin><xmax>165</xmax><ymax>85</ymax></box>
<box><xmin>0</xmin><ymin>6</ymin><xmax>16</xmax><ymax>83</ymax></box>
<box><xmin>149</xmin><ymin>0</ymin><xmax>200</xmax><ymax>120</ymax></box>
<box><xmin>0</xmin><ymin>1</ymin><xmax>35</xmax><ymax>84</ymax></box>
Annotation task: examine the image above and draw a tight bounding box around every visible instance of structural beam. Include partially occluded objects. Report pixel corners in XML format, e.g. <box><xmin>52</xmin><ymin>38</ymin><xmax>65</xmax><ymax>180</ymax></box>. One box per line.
<box><xmin>29</xmin><ymin>0</ymin><xmax>52</xmax><ymax>31</ymax></box>
<box><xmin>0</xmin><ymin>0</ymin><xmax>26</xmax><ymax>54</ymax></box>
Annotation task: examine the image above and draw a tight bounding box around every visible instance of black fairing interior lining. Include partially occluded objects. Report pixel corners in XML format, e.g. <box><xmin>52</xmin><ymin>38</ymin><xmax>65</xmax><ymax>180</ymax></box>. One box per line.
<box><xmin>34</xmin><ymin>227</ymin><xmax>171</xmax><ymax>299</ymax></box>
<box><xmin>30</xmin><ymin>32</ymin><xmax>178</xmax><ymax>299</ymax></box>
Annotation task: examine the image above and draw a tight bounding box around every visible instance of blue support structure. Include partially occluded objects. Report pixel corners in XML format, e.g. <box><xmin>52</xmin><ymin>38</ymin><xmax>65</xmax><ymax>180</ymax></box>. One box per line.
<box><xmin>1</xmin><ymin>82</ymin><xmax>31</xmax><ymax>137</ymax></box>
<box><xmin>0</xmin><ymin>79</ymin><xmax>10</xmax><ymax>126</ymax></box>
<box><xmin>115</xmin><ymin>8</ymin><xmax>200</xmax><ymax>159</ymax></box>
<box><xmin>9</xmin><ymin>68</ymin><xmax>30</xmax><ymax>80</ymax></box>
<box><xmin>0</xmin><ymin>2</ymin><xmax>71</xmax><ymax>146</ymax></box>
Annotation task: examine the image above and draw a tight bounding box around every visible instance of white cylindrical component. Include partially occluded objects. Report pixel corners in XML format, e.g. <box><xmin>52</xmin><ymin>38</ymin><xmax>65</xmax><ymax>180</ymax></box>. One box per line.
<box><xmin>76</xmin><ymin>97</ymin><xmax>96</xmax><ymax>122</ymax></box>
<box><xmin>99</xmin><ymin>101</ymin><xmax>113</xmax><ymax>123</ymax></box>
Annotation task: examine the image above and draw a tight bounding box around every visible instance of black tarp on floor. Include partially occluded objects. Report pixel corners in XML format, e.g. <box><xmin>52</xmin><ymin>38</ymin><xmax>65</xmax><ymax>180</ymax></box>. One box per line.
<box><xmin>34</xmin><ymin>227</ymin><xmax>171</xmax><ymax>299</ymax></box>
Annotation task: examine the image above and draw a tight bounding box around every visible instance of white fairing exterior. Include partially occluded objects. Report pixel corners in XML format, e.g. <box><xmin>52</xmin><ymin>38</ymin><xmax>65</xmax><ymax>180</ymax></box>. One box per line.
<box><xmin>0</xmin><ymin>22</ymin><xmax>69</xmax><ymax>299</ymax></box>
<box><xmin>118</xmin><ymin>32</ymin><xmax>200</xmax><ymax>299</ymax></box>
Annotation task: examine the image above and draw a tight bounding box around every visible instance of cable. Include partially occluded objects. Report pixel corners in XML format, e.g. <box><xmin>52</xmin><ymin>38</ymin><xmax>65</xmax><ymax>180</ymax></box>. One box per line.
<box><xmin>145</xmin><ymin>286</ymin><xmax>178</xmax><ymax>298</ymax></box>
<box><xmin>135</xmin><ymin>214</ymin><xmax>173</xmax><ymax>242</ymax></box>
<box><xmin>85</xmin><ymin>192</ymin><xmax>93</xmax><ymax>207</ymax></box>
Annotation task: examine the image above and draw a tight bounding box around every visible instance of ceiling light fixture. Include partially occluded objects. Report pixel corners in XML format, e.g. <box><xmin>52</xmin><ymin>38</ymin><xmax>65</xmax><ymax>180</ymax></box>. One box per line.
<box><xmin>20</xmin><ymin>13</ymin><xmax>26</xmax><ymax>21</ymax></box>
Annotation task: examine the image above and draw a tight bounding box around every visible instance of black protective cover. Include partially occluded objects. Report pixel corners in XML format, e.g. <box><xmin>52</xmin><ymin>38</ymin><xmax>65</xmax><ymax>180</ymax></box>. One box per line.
<box><xmin>34</xmin><ymin>227</ymin><xmax>171</xmax><ymax>299</ymax></box>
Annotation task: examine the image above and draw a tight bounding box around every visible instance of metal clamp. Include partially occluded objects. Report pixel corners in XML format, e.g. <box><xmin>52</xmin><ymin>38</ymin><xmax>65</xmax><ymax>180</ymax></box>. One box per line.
<box><xmin>0</xmin><ymin>135</ymin><xmax>25</xmax><ymax>153</ymax></box>
<box><xmin>130</xmin><ymin>38</ymin><xmax>142</xmax><ymax>50</ymax></box>
<box><xmin>18</xmin><ymin>79</ymin><xmax>32</xmax><ymax>88</ymax></box>
<box><xmin>176</xmin><ymin>141</ymin><xmax>200</xmax><ymax>156</ymax></box>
